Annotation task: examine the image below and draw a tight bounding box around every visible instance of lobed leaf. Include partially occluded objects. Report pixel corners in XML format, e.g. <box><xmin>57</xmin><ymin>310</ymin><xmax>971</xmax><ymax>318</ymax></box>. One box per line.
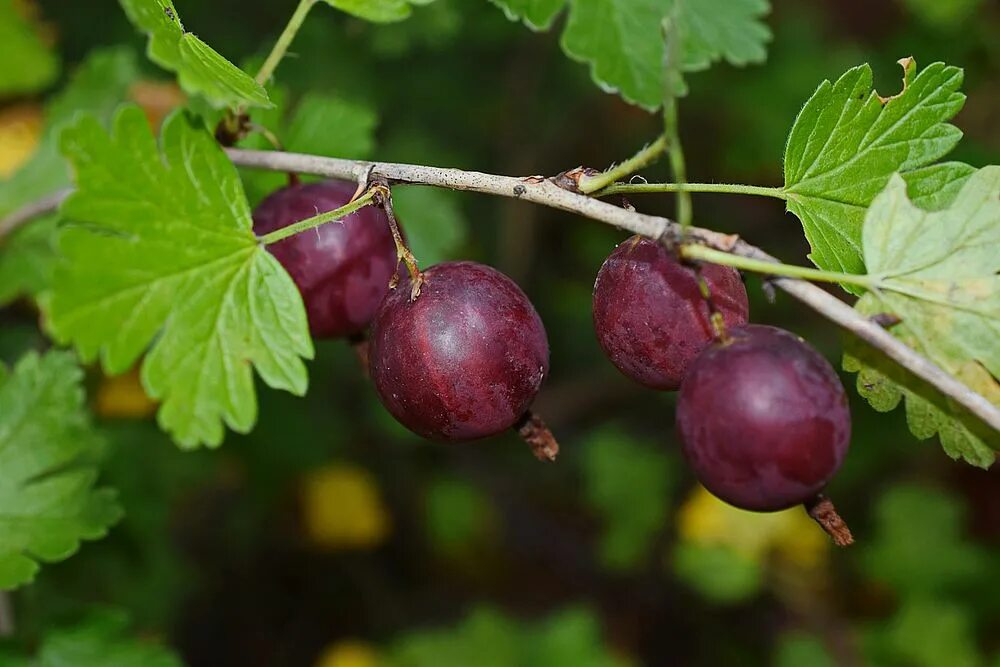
<box><xmin>0</xmin><ymin>351</ymin><xmax>122</xmax><ymax>590</ymax></box>
<box><xmin>119</xmin><ymin>0</ymin><xmax>270</xmax><ymax>109</ymax></box>
<box><xmin>782</xmin><ymin>59</ymin><xmax>970</xmax><ymax>282</ymax></box>
<box><xmin>846</xmin><ymin>167</ymin><xmax>1000</xmax><ymax>466</ymax></box>
<box><xmin>490</xmin><ymin>0</ymin><xmax>771</xmax><ymax>110</ymax></box>
<box><xmin>49</xmin><ymin>105</ymin><xmax>313</xmax><ymax>448</ymax></box>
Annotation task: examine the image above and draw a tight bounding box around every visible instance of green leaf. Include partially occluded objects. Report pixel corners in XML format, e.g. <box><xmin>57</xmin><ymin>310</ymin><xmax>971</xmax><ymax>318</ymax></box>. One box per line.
<box><xmin>48</xmin><ymin>106</ymin><xmax>313</xmax><ymax>448</ymax></box>
<box><xmin>0</xmin><ymin>214</ymin><xmax>58</xmax><ymax>307</ymax></box>
<box><xmin>393</xmin><ymin>187</ymin><xmax>467</xmax><ymax>266</ymax></box>
<box><xmin>0</xmin><ymin>0</ymin><xmax>59</xmax><ymax>95</ymax></box>
<box><xmin>488</xmin><ymin>0</ymin><xmax>564</xmax><ymax>30</ymax></box>
<box><xmin>673</xmin><ymin>543</ymin><xmax>762</xmax><ymax>603</ymax></box>
<box><xmin>782</xmin><ymin>59</ymin><xmax>969</xmax><ymax>281</ymax></box>
<box><xmin>20</xmin><ymin>610</ymin><xmax>182</xmax><ymax>667</ymax></box>
<box><xmin>424</xmin><ymin>477</ymin><xmax>495</xmax><ymax>555</ymax></box>
<box><xmin>865</xmin><ymin>597</ymin><xmax>983</xmax><ymax>667</ymax></box>
<box><xmin>664</xmin><ymin>0</ymin><xmax>771</xmax><ymax>96</ymax></box>
<box><xmin>388</xmin><ymin>606</ymin><xmax>628</xmax><ymax>667</ymax></box>
<box><xmin>493</xmin><ymin>0</ymin><xmax>770</xmax><ymax>109</ymax></box>
<box><xmin>580</xmin><ymin>427</ymin><xmax>675</xmax><ymax>570</ymax></box>
<box><xmin>0</xmin><ymin>351</ymin><xmax>122</xmax><ymax>590</ymax></box>
<box><xmin>0</xmin><ymin>48</ymin><xmax>138</xmax><ymax>218</ymax></box>
<box><xmin>560</xmin><ymin>0</ymin><xmax>668</xmax><ymax>111</ymax></box>
<box><xmin>847</xmin><ymin>167</ymin><xmax>1000</xmax><ymax>466</ymax></box>
<box><xmin>238</xmin><ymin>92</ymin><xmax>378</xmax><ymax>205</ymax></box>
<box><xmin>862</xmin><ymin>484</ymin><xmax>989</xmax><ymax>596</ymax></box>
<box><xmin>774</xmin><ymin>634</ymin><xmax>836</xmax><ymax>667</ymax></box>
<box><xmin>286</xmin><ymin>94</ymin><xmax>378</xmax><ymax>160</ymax></box>
<box><xmin>118</xmin><ymin>0</ymin><xmax>270</xmax><ymax>109</ymax></box>
<box><xmin>321</xmin><ymin>0</ymin><xmax>436</xmax><ymax>23</ymax></box>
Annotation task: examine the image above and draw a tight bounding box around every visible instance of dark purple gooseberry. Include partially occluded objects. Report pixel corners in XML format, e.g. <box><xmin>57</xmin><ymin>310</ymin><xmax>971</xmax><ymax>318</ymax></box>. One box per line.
<box><xmin>677</xmin><ymin>324</ymin><xmax>851</xmax><ymax>512</ymax></box>
<box><xmin>369</xmin><ymin>261</ymin><xmax>549</xmax><ymax>441</ymax></box>
<box><xmin>592</xmin><ymin>236</ymin><xmax>749</xmax><ymax>390</ymax></box>
<box><xmin>252</xmin><ymin>180</ymin><xmax>397</xmax><ymax>338</ymax></box>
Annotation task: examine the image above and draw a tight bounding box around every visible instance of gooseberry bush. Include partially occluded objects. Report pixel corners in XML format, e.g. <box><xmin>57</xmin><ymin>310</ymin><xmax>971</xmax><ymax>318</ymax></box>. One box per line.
<box><xmin>0</xmin><ymin>0</ymin><xmax>997</xmax><ymax>662</ymax></box>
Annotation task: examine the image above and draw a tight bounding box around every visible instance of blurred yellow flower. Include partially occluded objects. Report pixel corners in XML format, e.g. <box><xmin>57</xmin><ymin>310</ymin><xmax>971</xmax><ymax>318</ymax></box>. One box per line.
<box><xmin>94</xmin><ymin>367</ymin><xmax>158</xmax><ymax>419</ymax></box>
<box><xmin>301</xmin><ymin>465</ymin><xmax>391</xmax><ymax>550</ymax></box>
<box><xmin>0</xmin><ymin>104</ymin><xmax>42</xmax><ymax>177</ymax></box>
<box><xmin>677</xmin><ymin>485</ymin><xmax>828</xmax><ymax>570</ymax></box>
<box><xmin>314</xmin><ymin>640</ymin><xmax>380</xmax><ymax>667</ymax></box>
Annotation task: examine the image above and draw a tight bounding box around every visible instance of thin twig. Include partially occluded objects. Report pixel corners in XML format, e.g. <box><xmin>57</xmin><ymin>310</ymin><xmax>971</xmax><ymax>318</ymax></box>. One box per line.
<box><xmin>3</xmin><ymin>148</ymin><xmax>999</xmax><ymax>439</ymax></box>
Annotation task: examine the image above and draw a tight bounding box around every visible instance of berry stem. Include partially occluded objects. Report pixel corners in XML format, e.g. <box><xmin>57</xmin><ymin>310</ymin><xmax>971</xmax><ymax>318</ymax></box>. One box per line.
<box><xmin>375</xmin><ymin>186</ymin><xmax>424</xmax><ymax>300</ymax></box>
<box><xmin>254</xmin><ymin>0</ymin><xmax>318</xmax><ymax>87</ymax></box>
<box><xmin>596</xmin><ymin>181</ymin><xmax>788</xmax><ymax>200</ymax></box>
<box><xmin>577</xmin><ymin>135</ymin><xmax>668</xmax><ymax>194</ymax></box>
<box><xmin>805</xmin><ymin>495</ymin><xmax>854</xmax><ymax>547</ymax></box>
<box><xmin>680</xmin><ymin>244</ymin><xmax>876</xmax><ymax>290</ymax></box>
<box><xmin>257</xmin><ymin>189</ymin><xmax>378</xmax><ymax>245</ymax></box>
<box><xmin>515</xmin><ymin>411</ymin><xmax>560</xmax><ymax>462</ymax></box>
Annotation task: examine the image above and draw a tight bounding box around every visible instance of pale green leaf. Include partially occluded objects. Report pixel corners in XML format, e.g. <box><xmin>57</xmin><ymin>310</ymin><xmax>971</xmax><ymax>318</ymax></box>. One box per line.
<box><xmin>49</xmin><ymin>106</ymin><xmax>313</xmax><ymax>448</ymax></box>
<box><xmin>487</xmin><ymin>0</ymin><xmax>564</xmax><ymax>30</ymax></box>
<box><xmin>0</xmin><ymin>351</ymin><xmax>122</xmax><ymax>590</ymax></box>
<box><xmin>321</xmin><ymin>0</ymin><xmax>436</xmax><ymax>23</ymax></box>
<box><xmin>866</xmin><ymin>598</ymin><xmax>983</xmax><ymax>667</ymax></box>
<box><xmin>0</xmin><ymin>0</ymin><xmax>59</xmax><ymax>94</ymax></box>
<box><xmin>845</xmin><ymin>167</ymin><xmax>1000</xmax><ymax>466</ymax></box>
<box><xmin>118</xmin><ymin>0</ymin><xmax>270</xmax><ymax>109</ymax></box>
<box><xmin>20</xmin><ymin>610</ymin><xmax>183</xmax><ymax>667</ymax></box>
<box><xmin>782</xmin><ymin>60</ymin><xmax>969</xmax><ymax>280</ymax></box>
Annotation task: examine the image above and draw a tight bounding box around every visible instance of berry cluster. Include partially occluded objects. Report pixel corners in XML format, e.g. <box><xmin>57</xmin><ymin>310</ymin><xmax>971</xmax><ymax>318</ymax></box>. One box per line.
<box><xmin>254</xmin><ymin>181</ymin><xmax>853</xmax><ymax>538</ymax></box>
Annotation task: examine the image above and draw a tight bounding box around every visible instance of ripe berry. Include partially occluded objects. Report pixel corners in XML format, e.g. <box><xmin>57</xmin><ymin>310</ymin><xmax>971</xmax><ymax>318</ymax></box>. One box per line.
<box><xmin>369</xmin><ymin>261</ymin><xmax>549</xmax><ymax>441</ymax></box>
<box><xmin>676</xmin><ymin>324</ymin><xmax>851</xmax><ymax>512</ymax></box>
<box><xmin>252</xmin><ymin>180</ymin><xmax>397</xmax><ymax>338</ymax></box>
<box><xmin>592</xmin><ymin>236</ymin><xmax>749</xmax><ymax>390</ymax></box>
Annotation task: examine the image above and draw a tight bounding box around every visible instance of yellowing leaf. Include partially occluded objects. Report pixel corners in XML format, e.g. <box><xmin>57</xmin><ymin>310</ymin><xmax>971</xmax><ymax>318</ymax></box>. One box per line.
<box><xmin>301</xmin><ymin>464</ymin><xmax>391</xmax><ymax>550</ymax></box>
<box><xmin>0</xmin><ymin>103</ymin><xmax>42</xmax><ymax>177</ymax></box>
<box><xmin>848</xmin><ymin>166</ymin><xmax>1000</xmax><ymax>466</ymax></box>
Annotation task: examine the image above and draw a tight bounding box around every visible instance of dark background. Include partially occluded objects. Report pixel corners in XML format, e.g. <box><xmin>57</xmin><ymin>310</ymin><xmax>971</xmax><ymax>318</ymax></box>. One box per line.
<box><xmin>3</xmin><ymin>0</ymin><xmax>1000</xmax><ymax>665</ymax></box>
